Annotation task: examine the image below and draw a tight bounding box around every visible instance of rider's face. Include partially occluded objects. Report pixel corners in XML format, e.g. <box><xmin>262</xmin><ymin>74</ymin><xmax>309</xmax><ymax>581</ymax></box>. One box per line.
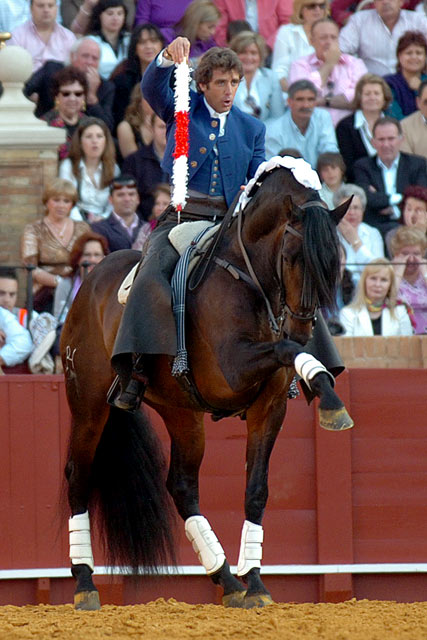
<box><xmin>198</xmin><ymin>68</ymin><xmax>240</xmax><ymax>113</ymax></box>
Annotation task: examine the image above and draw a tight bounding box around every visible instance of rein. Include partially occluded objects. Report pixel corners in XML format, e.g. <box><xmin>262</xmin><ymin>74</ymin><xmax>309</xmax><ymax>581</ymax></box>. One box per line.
<box><xmin>231</xmin><ymin>198</ymin><xmax>328</xmax><ymax>335</ymax></box>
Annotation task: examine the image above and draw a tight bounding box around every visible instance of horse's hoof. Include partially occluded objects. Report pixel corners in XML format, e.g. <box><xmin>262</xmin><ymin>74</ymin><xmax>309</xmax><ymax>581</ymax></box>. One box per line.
<box><xmin>222</xmin><ymin>590</ymin><xmax>247</xmax><ymax>608</ymax></box>
<box><xmin>243</xmin><ymin>593</ymin><xmax>274</xmax><ymax>609</ymax></box>
<box><xmin>319</xmin><ymin>407</ymin><xmax>354</xmax><ymax>431</ymax></box>
<box><xmin>74</xmin><ymin>590</ymin><xmax>101</xmax><ymax>610</ymax></box>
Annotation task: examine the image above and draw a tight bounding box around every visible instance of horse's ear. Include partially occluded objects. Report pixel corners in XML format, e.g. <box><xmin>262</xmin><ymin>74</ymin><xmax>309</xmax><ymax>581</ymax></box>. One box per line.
<box><xmin>329</xmin><ymin>196</ymin><xmax>353</xmax><ymax>225</ymax></box>
<box><xmin>284</xmin><ymin>194</ymin><xmax>302</xmax><ymax>224</ymax></box>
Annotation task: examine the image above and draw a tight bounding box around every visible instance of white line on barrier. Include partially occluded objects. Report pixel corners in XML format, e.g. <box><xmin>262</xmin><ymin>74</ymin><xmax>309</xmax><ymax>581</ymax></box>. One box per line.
<box><xmin>1</xmin><ymin>563</ymin><xmax>427</xmax><ymax>580</ymax></box>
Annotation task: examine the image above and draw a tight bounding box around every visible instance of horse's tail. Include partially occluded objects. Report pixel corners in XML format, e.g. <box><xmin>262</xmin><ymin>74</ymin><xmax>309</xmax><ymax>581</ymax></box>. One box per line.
<box><xmin>90</xmin><ymin>406</ymin><xmax>177</xmax><ymax>572</ymax></box>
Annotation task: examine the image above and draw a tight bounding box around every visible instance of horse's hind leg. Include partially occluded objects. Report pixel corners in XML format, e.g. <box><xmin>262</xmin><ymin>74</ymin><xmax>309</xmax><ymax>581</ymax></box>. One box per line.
<box><xmin>65</xmin><ymin>391</ymin><xmax>110</xmax><ymax>610</ymax></box>
<box><xmin>154</xmin><ymin>404</ymin><xmax>246</xmax><ymax>607</ymax></box>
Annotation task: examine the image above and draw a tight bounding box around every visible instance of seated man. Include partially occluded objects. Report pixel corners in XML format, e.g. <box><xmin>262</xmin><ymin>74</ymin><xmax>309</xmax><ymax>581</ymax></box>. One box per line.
<box><xmin>288</xmin><ymin>18</ymin><xmax>367</xmax><ymax>127</ymax></box>
<box><xmin>339</xmin><ymin>0</ymin><xmax>427</xmax><ymax>76</ymax></box>
<box><xmin>401</xmin><ymin>80</ymin><xmax>427</xmax><ymax>158</ymax></box>
<box><xmin>0</xmin><ymin>307</ymin><xmax>33</xmax><ymax>373</ymax></box>
<box><xmin>265</xmin><ymin>80</ymin><xmax>339</xmax><ymax>167</ymax></box>
<box><xmin>91</xmin><ymin>175</ymin><xmax>144</xmax><ymax>252</ymax></box>
<box><xmin>8</xmin><ymin>0</ymin><xmax>75</xmax><ymax>72</ymax></box>
<box><xmin>111</xmin><ymin>37</ymin><xmax>266</xmax><ymax>410</ymax></box>
<box><xmin>353</xmin><ymin>116</ymin><xmax>427</xmax><ymax>238</ymax></box>
<box><xmin>0</xmin><ymin>267</ymin><xmax>34</xmax><ymax>328</ymax></box>
<box><xmin>24</xmin><ymin>37</ymin><xmax>115</xmax><ymax>130</ymax></box>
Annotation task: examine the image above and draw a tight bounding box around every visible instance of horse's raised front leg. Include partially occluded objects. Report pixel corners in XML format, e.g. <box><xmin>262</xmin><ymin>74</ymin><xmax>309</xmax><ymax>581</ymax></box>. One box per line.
<box><xmin>236</xmin><ymin>371</ymin><xmax>290</xmax><ymax>609</ymax></box>
<box><xmin>153</xmin><ymin>404</ymin><xmax>246</xmax><ymax>607</ymax></box>
<box><xmin>294</xmin><ymin>353</ymin><xmax>354</xmax><ymax>431</ymax></box>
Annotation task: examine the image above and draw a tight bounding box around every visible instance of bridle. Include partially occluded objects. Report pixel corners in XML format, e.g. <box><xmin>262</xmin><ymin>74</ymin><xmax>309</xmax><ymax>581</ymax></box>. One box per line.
<box><xmin>233</xmin><ymin>199</ymin><xmax>326</xmax><ymax>336</ymax></box>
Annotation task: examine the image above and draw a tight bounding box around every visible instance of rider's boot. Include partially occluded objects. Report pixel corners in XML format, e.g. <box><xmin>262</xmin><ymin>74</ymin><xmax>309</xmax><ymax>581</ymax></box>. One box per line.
<box><xmin>108</xmin><ymin>355</ymin><xmax>147</xmax><ymax>413</ymax></box>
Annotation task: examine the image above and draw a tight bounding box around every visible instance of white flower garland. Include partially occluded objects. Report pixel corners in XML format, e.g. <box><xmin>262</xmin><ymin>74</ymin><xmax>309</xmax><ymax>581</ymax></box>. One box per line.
<box><xmin>171</xmin><ymin>60</ymin><xmax>191</xmax><ymax>222</ymax></box>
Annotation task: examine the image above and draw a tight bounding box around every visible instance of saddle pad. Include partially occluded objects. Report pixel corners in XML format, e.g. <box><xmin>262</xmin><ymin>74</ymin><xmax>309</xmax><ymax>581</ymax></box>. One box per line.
<box><xmin>169</xmin><ymin>220</ymin><xmax>220</xmax><ymax>275</ymax></box>
<box><xmin>118</xmin><ymin>262</ymin><xmax>139</xmax><ymax>306</ymax></box>
<box><xmin>168</xmin><ymin>220</ymin><xmax>218</xmax><ymax>255</ymax></box>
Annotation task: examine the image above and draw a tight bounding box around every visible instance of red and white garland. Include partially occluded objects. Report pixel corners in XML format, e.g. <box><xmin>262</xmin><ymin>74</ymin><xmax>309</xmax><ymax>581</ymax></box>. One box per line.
<box><xmin>172</xmin><ymin>60</ymin><xmax>191</xmax><ymax>222</ymax></box>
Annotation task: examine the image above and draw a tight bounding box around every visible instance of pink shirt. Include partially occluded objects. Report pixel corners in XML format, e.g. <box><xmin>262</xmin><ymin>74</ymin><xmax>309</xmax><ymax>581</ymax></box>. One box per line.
<box><xmin>398</xmin><ymin>274</ymin><xmax>427</xmax><ymax>335</ymax></box>
<box><xmin>288</xmin><ymin>52</ymin><xmax>367</xmax><ymax>126</ymax></box>
<box><xmin>214</xmin><ymin>0</ymin><xmax>292</xmax><ymax>49</ymax></box>
<box><xmin>9</xmin><ymin>19</ymin><xmax>76</xmax><ymax>71</ymax></box>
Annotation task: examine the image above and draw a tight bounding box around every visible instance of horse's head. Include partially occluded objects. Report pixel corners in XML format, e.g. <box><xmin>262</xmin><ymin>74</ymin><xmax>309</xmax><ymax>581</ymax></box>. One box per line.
<box><xmin>279</xmin><ymin>194</ymin><xmax>350</xmax><ymax>344</ymax></box>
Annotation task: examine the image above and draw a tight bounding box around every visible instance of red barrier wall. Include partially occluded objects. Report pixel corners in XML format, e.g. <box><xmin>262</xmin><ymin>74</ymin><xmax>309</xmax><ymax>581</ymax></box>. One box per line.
<box><xmin>0</xmin><ymin>370</ymin><xmax>426</xmax><ymax>606</ymax></box>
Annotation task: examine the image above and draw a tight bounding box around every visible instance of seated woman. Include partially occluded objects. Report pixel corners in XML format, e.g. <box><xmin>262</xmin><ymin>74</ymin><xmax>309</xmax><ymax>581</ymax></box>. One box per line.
<box><xmin>42</xmin><ymin>66</ymin><xmax>89</xmax><ymax>160</ymax></box>
<box><xmin>317</xmin><ymin>152</ymin><xmax>346</xmax><ymax>210</ymax></box>
<box><xmin>339</xmin><ymin>258</ymin><xmax>413</xmax><ymax>336</ymax></box>
<box><xmin>175</xmin><ymin>0</ymin><xmax>220</xmax><ymax>64</ymax></box>
<box><xmin>54</xmin><ymin>231</ymin><xmax>109</xmax><ymax>326</ymax></box>
<box><xmin>385</xmin><ymin>186</ymin><xmax>427</xmax><ymax>256</ymax></box>
<box><xmin>21</xmin><ymin>178</ymin><xmax>90</xmax><ymax>313</ymax></box>
<box><xmin>336</xmin><ymin>74</ymin><xmax>392</xmax><ymax>182</ymax></box>
<box><xmin>117</xmin><ymin>84</ymin><xmax>155</xmax><ymax>159</ymax></box>
<box><xmin>132</xmin><ymin>183</ymin><xmax>171</xmax><ymax>251</ymax></box>
<box><xmin>86</xmin><ymin>0</ymin><xmax>130</xmax><ymax>80</ymax></box>
<box><xmin>391</xmin><ymin>227</ymin><xmax>427</xmax><ymax>334</ymax></box>
<box><xmin>385</xmin><ymin>31</ymin><xmax>427</xmax><ymax>120</ymax></box>
<box><xmin>230</xmin><ymin>31</ymin><xmax>285</xmax><ymax>122</ymax></box>
<box><xmin>111</xmin><ymin>23</ymin><xmax>165</xmax><ymax>129</ymax></box>
<box><xmin>271</xmin><ymin>0</ymin><xmax>329</xmax><ymax>93</ymax></box>
<box><xmin>59</xmin><ymin>117</ymin><xmax>120</xmax><ymax>222</ymax></box>
<box><xmin>333</xmin><ymin>184</ymin><xmax>385</xmax><ymax>286</ymax></box>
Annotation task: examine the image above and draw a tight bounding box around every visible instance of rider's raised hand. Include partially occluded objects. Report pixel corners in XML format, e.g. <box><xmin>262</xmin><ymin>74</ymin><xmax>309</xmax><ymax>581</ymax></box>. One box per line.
<box><xmin>164</xmin><ymin>37</ymin><xmax>191</xmax><ymax>64</ymax></box>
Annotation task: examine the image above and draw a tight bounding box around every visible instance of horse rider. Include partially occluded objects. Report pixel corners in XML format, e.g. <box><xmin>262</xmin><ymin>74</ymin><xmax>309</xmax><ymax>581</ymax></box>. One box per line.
<box><xmin>109</xmin><ymin>37</ymin><xmax>265</xmax><ymax>411</ymax></box>
<box><xmin>110</xmin><ymin>37</ymin><xmax>343</xmax><ymax>412</ymax></box>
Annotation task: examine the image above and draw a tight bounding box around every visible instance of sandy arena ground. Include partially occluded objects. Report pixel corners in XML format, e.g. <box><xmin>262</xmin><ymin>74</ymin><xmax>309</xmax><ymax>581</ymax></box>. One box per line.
<box><xmin>1</xmin><ymin>599</ymin><xmax>427</xmax><ymax>640</ymax></box>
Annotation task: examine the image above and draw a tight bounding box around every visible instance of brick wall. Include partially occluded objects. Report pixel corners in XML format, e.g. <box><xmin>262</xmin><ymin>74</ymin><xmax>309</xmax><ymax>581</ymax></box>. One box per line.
<box><xmin>334</xmin><ymin>336</ymin><xmax>427</xmax><ymax>368</ymax></box>
<box><xmin>0</xmin><ymin>147</ymin><xmax>59</xmax><ymax>303</ymax></box>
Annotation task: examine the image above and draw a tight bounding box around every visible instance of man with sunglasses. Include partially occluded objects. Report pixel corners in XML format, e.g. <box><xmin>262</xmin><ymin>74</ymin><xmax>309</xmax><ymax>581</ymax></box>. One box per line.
<box><xmin>91</xmin><ymin>175</ymin><xmax>143</xmax><ymax>253</ymax></box>
<box><xmin>288</xmin><ymin>17</ymin><xmax>367</xmax><ymax>126</ymax></box>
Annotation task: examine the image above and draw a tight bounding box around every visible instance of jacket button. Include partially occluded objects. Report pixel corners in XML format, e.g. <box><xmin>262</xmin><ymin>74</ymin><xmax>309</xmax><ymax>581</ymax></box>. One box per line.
<box><xmin>190</xmin><ymin>160</ymin><xmax>198</xmax><ymax>168</ymax></box>
<box><xmin>199</xmin><ymin>146</ymin><xmax>207</xmax><ymax>154</ymax></box>
<box><xmin>209</xmin><ymin>133</ymin><xmax>216</xmax><ymax>141</ymax></box>
<box><xmin>211</xmin><ymin>120</ymin><xmax>218</xmax><ymax>127</ymax></box>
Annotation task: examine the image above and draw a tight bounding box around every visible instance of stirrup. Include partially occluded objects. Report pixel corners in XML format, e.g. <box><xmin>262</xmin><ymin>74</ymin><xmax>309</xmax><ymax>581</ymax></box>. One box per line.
<box><xmin>107</xmin><ymin>376</ymin><xmax>146</xmax><ymax>413</ymax></box>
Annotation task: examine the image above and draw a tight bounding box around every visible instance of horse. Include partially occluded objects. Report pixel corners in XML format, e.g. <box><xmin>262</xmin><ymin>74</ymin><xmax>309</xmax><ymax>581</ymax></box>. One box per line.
<box><xmin>61</xmin><ymin>165</ymin><xmax>353</xmax><ymax>611</ymax></box>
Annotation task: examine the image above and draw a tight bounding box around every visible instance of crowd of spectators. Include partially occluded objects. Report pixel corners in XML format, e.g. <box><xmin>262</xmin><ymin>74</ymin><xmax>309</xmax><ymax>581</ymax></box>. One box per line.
<box><xmin>1</xmin><ymin>0</ymin><xmax>427</xmax><ymax>372</ymax></box>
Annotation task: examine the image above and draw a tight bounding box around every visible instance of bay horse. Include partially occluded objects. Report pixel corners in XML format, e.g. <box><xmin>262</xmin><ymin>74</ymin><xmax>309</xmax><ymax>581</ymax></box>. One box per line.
<box><xmin>61</xmin><ymin>166</ymin><xmax>353</xmax><ymax>611</ymax></box>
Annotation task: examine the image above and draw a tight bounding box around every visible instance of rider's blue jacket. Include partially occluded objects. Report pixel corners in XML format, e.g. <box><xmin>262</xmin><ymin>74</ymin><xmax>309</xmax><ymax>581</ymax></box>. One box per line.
<box><xmin>141</xmin><ymin>54</ymin><xmax>266</xmax><ymax>208</ymax></box>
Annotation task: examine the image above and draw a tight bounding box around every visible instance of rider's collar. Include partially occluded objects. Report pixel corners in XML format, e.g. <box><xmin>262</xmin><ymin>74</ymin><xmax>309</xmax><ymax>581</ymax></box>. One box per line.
<box><xmin>203</xmin><ymin>98</ymin><xmax>229</xmax><ymax>136</ymax></box>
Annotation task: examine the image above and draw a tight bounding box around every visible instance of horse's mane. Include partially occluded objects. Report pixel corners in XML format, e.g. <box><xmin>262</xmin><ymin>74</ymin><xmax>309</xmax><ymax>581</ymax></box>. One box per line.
<box><xmin>245</xmin><ymin>167</ymin><xmax>341</xmax><ymax>310</ymax></box>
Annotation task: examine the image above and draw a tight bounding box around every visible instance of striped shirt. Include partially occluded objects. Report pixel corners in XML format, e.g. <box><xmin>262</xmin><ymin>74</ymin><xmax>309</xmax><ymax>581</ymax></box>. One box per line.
<box><xmin>339</xmin><ymin>9</ymin><xmax>427</xmax><ymax>76</ymax></box>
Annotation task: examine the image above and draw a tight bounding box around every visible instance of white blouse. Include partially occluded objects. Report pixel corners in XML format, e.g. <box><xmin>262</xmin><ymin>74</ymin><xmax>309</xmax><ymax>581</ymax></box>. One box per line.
<box><xmin>272</xmin><ymin>24</ymin><xmax>314</xmax><ymax>84</ymax></box>
<box><xmin>59</xmin><ymin>158</ymin><xmax>120</xmax><ymax>220</ymax></box>
<box><xmin>88</xmin><ymin>33</ymin><xmax>130</xmax><ymax>80</ymax></box>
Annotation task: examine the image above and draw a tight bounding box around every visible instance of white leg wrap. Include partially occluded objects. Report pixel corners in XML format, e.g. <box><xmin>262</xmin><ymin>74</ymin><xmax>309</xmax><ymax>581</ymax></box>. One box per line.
<box><xmin>185</xmin><ymin>515</ymin><xmax>226</xmax><ymax>575</ymax></box>
<box><xmin>237</xmin><ymin>520</ymin><xmax>263</xmax><ymax>577</ymax></box>
<box><xmin>294</xmin><ymin>352</ymin><xmax>335</xmax><ymax>391</ymax></box>
<box><xmin>69</xmin><ymin>511</ymin><xmax>94</xmax><ymax>571</ymax></box>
